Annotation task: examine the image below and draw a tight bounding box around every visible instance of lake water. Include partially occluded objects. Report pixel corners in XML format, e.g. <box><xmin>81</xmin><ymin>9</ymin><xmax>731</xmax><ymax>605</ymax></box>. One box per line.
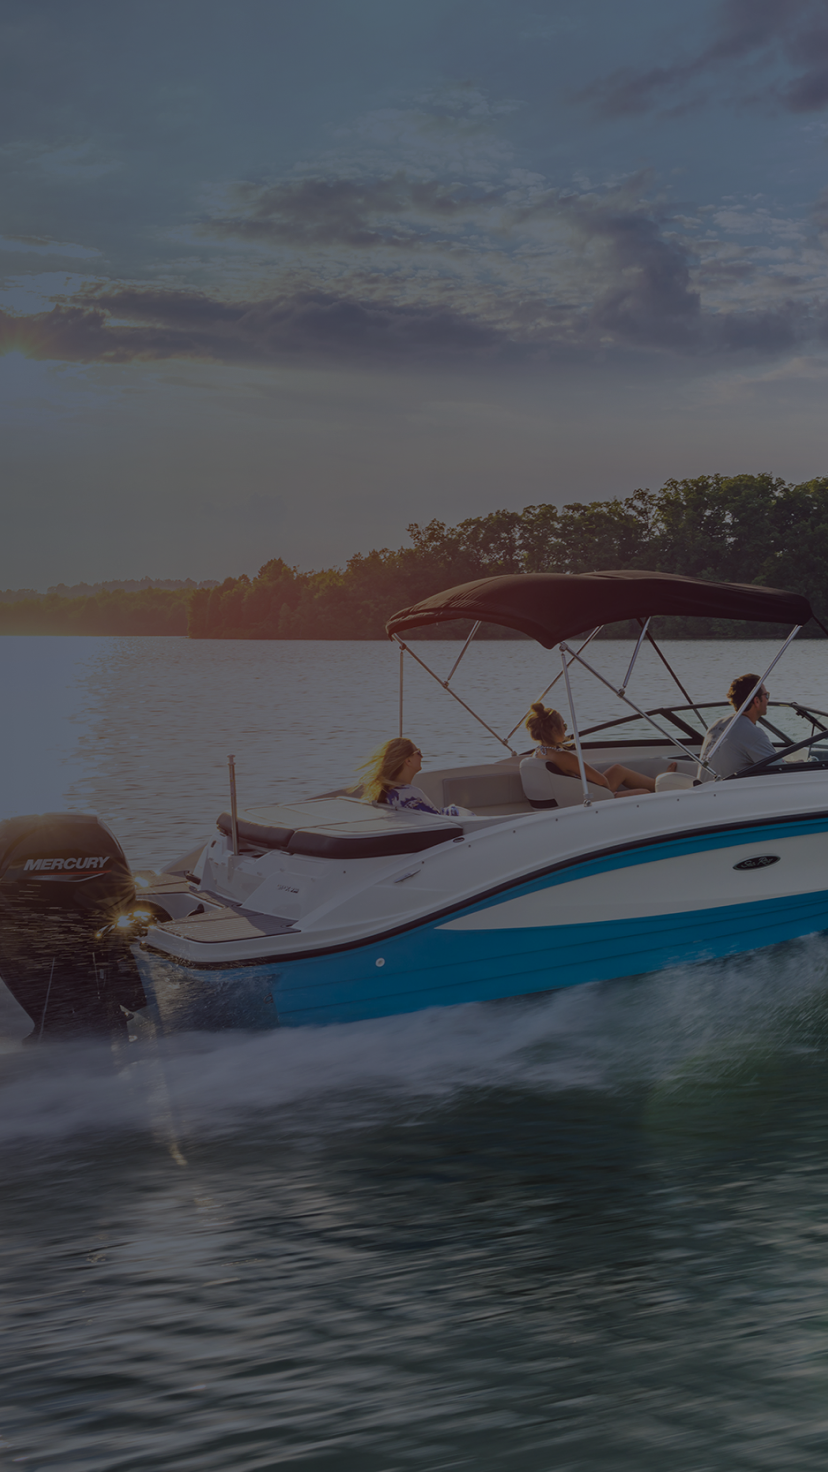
<box><xmin>4</xmin><ymin>635</ymin><xmax>828</xmax><ymax>1470</ymax></box>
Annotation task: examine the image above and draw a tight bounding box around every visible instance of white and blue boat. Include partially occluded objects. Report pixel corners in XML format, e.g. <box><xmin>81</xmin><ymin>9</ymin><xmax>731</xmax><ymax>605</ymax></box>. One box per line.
<box><xmin>5</xmin><ymin>568</ymin><xmax>828</xmax><ymax>1040</ymax></box>
<box><xmin>123</xmin><ymin>569</ymin><xmax>828</xmax><ymax>1032</ymax></box>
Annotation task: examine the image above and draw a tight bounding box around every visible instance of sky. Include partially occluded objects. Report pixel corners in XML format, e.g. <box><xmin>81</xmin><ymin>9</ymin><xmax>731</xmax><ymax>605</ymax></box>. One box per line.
<box><xmin>2</xmin><ymin>0</ymin><xmax>828</xmax><ymax>588</ymax></box>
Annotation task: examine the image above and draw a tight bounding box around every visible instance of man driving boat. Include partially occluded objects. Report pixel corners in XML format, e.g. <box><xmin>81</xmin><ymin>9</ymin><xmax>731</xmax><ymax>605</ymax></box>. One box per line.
<box><xmin>700</xmin><ymin>673</ymin><xmax>776</xmax><ymax>778</ymax></box>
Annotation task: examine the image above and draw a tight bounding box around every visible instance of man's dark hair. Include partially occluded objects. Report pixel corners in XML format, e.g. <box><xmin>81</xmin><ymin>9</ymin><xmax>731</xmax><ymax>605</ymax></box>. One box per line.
<box><xmin>728</xmin><ymin>673</ymin><xmax>763</xmax><ymax>711</ymax></box>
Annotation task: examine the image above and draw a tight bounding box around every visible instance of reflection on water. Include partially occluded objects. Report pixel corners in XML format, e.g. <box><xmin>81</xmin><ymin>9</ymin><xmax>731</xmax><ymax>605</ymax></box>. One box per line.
<box><xmin>3</xmin><ymin>636</ymin><xmax>828</xmax><ymax>1468</ymax></box>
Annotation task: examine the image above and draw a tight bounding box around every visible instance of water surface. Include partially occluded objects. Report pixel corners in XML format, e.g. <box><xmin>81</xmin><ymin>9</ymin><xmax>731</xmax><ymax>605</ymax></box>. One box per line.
<box><xmin>3</xmin><ymin>636</ymin><xmax>828</xmax><ymax>1470</ymax></box>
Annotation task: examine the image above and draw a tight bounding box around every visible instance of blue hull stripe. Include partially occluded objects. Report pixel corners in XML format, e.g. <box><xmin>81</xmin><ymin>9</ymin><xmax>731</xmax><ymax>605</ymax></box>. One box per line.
<box><xmin>273</xmin><ymin>890</ymin><xmax>828</xmax><ymax>1023</ymax></box>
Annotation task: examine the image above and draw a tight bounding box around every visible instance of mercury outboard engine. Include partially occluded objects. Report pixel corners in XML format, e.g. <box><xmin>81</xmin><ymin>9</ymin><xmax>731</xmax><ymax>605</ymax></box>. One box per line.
<box><xmin>0</xmin><ymin>812</ymin><xmax>147</xmax><ymax>1040</ymax></box>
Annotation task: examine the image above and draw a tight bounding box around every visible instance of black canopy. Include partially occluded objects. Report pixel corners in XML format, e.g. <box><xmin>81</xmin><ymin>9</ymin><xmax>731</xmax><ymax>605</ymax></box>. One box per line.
<box><xmin>386</xmin><ymin>570</ymin><xmax>813</xmax><ymax>650</ymax></box>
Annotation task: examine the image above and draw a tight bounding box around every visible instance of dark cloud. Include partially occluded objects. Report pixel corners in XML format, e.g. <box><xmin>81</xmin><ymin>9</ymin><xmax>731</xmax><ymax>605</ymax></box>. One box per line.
<box><xmin>580</xmin><ymin>0</ymin><xmax>828</xmax><ymax>116</ymax></box>
<box><xmin>814</xmin><ymin>186</ymin><xmax>828</xmax><ymax>236</ymax></box>
<box><xmin>514</xmin><ymin>182</ymin><xmax>701</xmax><ymax>346</ymax></box>
<box><xmin>203</xmin><ymin>174</ymin><xmax>502</xmax><ymax>249</ymax></box>
<box><xmin>719</xmin><ymin>303</ymin><xmax>805</xmax><ymax>351</ymax></box>
<box><xmin>0</xmin><ymin>287</ymin><xmax>502</xmax><ymax>366</ymax></box>
<box><xmin>0</xmin><ymin>270</ymin><xmax>819</xmax><ymax>369</ymax></box>
<box><xmin>577</xmin><ymin>202</ymin><xmax>700</xmax><ymax>346</ymax></box>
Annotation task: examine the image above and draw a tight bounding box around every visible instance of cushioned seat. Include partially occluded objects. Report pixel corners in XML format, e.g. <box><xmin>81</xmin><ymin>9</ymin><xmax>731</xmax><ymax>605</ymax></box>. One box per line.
<box><xmin>519</xmin><ymin>758</ymin><xmax>614</xmax><ymax>809</ymax></box>
<box><xmin>416</xmin><ymin>762</ymin><xmax>532</xmax><ymax>816</ymax></box>
<box><xmin>654</xmin><ymin>771</ymin><xmax>695</xmax><ymax>791</ymax></box>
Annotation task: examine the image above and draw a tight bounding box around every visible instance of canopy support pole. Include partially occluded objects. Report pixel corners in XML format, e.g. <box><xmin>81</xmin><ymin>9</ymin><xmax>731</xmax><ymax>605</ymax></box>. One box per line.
<box><xmin>639</xmin><ymin>622</ymin><xmax>707</xmax><ymax>730</ymax></box>
<box><xmin>445</xmin><ymin>621</ymin><xmax>481</xmax><ymax>687</ymax></box>
<box><xmin>561</xmin><ymin>644</ymin><xmax>718</xmax><ymax>775</ymax></box>
<box><xmin>227</xmin><ymin>754</ymin><xmax>239</xmax><ymax>856</ymax></box>
<box><xmin>398</xmin><ymin>642</ymin><xmax>404</xmax><ymax>737</ymax></box>
<box><xmin>391</xmin><ymin>634</ymin><xmax>517</xmax><ymax>755</ymax></box>
<box><xmin>560</xmin><ymin>645</ymin><xmax>592</xmax><ymax>806</ymax></box>
<box><xmin>703</xmin><ymin>627</ymin><xmax>802</xmax><ymax>768</ymax></box>
<box><xmin>619</xmin><ymin>618</ymin><xmax>650</xmax><ymax>696</ymax></box>
<box><xmin>504</xmin><ymin>627</ymin><xmax>603</xmax><ymax>746</ymax></box>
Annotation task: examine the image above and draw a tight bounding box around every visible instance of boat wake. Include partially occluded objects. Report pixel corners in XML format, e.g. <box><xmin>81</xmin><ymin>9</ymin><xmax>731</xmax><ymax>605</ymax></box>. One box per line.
<box><xmin>2</xmin><ymin>934</ymin><xmax>828</xmax><ymax>1148</ymax></box>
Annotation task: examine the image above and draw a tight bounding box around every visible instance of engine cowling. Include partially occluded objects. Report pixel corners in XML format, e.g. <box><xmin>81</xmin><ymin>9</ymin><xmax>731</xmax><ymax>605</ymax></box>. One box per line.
<box><xmin>0</xmin><ymin>812</ymin><xmax>146</xmax><ymax>1039</ymax></box>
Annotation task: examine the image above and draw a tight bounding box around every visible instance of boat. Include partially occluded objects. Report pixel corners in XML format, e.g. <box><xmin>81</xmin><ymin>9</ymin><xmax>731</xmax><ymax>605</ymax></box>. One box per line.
<box><xmin>3</xmin><ymin>568</ymin><xmax>828</xmax><ymax>1039</ymax></box>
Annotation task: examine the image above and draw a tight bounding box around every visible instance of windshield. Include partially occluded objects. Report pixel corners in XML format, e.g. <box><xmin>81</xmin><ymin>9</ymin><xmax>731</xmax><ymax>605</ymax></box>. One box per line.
<box><xmin>578</xmin><ymin>701</ymin><xmax>828</xmax><ymax>748</ymax></box>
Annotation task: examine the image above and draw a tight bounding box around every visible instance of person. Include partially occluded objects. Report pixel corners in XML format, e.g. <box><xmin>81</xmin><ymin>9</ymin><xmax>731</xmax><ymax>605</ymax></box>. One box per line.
<box><xmin>699</xmin><ymin>674</ymin><xmax>775</xmax><ymax>778</ymax></box>
<box><xmin>525</xmin><ymin>702</ymin><xmax>675</xmax><ymax>797</ymax></box>
<box><xmin>356</xmin><ymin>737</ymin><xmax>462</xmax><ymax>815</ymax></box>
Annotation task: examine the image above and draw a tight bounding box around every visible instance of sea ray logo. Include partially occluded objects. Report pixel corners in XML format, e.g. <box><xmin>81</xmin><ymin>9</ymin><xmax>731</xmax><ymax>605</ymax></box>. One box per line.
<box><xmin>23</xmin><ymin>856</ymin><xmax>108</xmax><ymax>872</ymax></box>
<box><xmin>733</xmin><ymin>854</ymin><xmax>780</xmax><ymax>871</ymax></box>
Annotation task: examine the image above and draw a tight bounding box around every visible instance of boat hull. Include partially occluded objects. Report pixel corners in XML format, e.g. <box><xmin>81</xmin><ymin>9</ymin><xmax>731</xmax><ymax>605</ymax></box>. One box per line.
<box><xmin>134</xmin><ymin>812</ymin><xmax>828</xmax><ymax>1030</ymax></box>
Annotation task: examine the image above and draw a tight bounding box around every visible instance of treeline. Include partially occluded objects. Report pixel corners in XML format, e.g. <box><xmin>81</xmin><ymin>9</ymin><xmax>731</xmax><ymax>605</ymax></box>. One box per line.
<box><xmin>0</xmin><ymin>588</ymin><xmax>190</xmax><ymax>635</ymax></box>
<box><xmin>187</xmin><ymin>473</ymin><xmax>828</xmax><ymax>640</ymax></box>
<box><xmin>4</xmin><ymin>473</ymin><xmax>828</xmax><ymax>639</ymax></box>
<box><xmin>44</xmin><ymin>575</ymin><xmax>219</xmax><ymax>599</ymax></box>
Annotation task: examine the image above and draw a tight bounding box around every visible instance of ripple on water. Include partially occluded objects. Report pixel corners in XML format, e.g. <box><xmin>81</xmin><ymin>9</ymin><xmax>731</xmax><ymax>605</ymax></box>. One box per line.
<box><xmin>4</xmin><ymin>637</ymin><xmax>828</xmax><ymax>1467</ymax></box>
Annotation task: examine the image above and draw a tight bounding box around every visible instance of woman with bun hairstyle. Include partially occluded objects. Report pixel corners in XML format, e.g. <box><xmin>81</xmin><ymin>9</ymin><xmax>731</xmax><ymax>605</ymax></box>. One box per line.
<box><xmin>357</xmin><ymin>737</ymin><xmax>462</xmax><ymax>815</ymax></box>
<box><xmin>525</xmin><ymin>703</ymin><xmax>674</xmax><ymax>796</ymax></box>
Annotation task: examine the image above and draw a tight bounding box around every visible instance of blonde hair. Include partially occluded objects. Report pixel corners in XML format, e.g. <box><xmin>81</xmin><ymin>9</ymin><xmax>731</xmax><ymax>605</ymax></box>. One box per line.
<box><xmin>525</xmin><ymin>702</ymin><xmax>567</xmax><ymax>747</ymax></box>
<box><xmin>356</xmin><ymin>737</ymin><xmax>417</xmax><ymax>803</ymax></box>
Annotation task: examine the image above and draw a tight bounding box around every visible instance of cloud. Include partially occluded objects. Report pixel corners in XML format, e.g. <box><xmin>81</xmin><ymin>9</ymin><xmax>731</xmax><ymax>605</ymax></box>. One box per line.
<box><xmin>0</xmin><ymin>273</ymin><xmax>96</xmax><ymax>315</ymax></box>
<box><xmin>0</xmin><ymin>287</ymin><xmax>502</xmax><ymax>367</ymax></box>
<box><xmin>514</xmin><ymin>181</ymin><xmax>701</xmax><ymax>346</ymax></box>
<box><xmin>201</xmin><ymin>174</ymin><xmax>502</xmax><ymax>250</ymax></box>
<box><xmin>2</xmin><ymin>171</ymin><xmax>825</xmax><ymax>369</ymax></box>
<box><xmin>813</xmin><ymin>186</ymin><xmax>828</xmax><ymax>240</ymax></box>
<box><xmin>0</xmin><ymin>270</ymin><xmax>809</xmax><ymax>371</ymax></box>
<box><xmin>187</xmin><ymin>170</ymin><xmax>707</xmax><ymax>359</ymax></box>
<box><xmin>580</xmin><ymin>0</ymin><xmax>828</xmax><ymax>116</ymax></box>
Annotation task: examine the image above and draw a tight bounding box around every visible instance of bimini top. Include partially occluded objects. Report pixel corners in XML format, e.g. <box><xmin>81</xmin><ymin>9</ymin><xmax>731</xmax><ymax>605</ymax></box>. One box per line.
<box><xmin>386</xmin><ymin>570</ymin><xmax>813</xmax><ymax>650</ymax></box>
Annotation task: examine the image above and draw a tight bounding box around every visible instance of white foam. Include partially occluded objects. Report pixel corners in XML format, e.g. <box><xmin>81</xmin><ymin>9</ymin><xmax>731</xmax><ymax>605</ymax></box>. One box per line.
<box><xmin>2</xmin><ymin>934</ymin><xmax>827</xmax><ymax>1147</ymax></box>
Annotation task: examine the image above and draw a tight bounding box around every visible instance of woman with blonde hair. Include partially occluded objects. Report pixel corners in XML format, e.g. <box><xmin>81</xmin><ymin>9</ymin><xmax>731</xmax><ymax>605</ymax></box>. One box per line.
<box><xmin>525</xmin><ymin>702</ymin><xmax>673</xmax><ymax>796</ymax></box>
<box><xmin>357</xmin><ymin>738</ymin><xmax>461</xmax><ymax>815</ymax></box>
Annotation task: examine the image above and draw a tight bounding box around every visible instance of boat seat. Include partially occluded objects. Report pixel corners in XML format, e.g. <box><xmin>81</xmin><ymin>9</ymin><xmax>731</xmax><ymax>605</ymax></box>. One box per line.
<box><xmin>441</xmin><ymin>770</ymin><xmax>528</xmax><ymax>814</ymax></box>
<box><xmin>654</xmin><ymin>771</ymin><xmax>695</xmax><ymax>791</ymax></box>
<box><xmin>519</xmin><ymin>758</ymin><xmax>614</xmax><ymax>809</ymax></box>
<box><xmin>417</xmin><ymin>762</ymin><xmax>532</xmax><ymax>817</ymax></box>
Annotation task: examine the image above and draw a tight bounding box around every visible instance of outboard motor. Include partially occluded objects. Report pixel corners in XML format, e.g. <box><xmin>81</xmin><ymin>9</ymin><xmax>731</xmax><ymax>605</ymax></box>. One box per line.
<box><xmin>0</xmin><ymin>813</ymin><xmax>147</xmax><ymax>1040</ymax></box>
